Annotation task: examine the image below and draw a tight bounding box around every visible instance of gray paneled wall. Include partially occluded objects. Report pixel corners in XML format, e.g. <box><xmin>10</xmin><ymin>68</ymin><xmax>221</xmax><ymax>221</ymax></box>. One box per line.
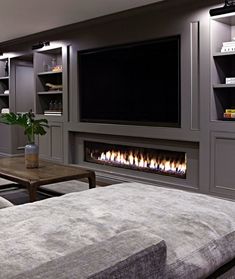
<box><xmin>1</xmin><ymin>0</ymin><xmax>234</xmax><ymax>199</ymax></box>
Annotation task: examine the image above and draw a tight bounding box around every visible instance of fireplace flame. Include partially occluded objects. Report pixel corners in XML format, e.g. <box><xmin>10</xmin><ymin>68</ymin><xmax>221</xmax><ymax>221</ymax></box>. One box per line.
<box><xmin>94</xmin><ymin>149</ymin><xmax>186</xmax><ymax>175</ymax></box>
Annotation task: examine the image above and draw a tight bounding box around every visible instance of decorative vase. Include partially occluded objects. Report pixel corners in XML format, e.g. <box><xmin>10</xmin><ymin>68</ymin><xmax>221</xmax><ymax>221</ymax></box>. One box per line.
<box><xmin>25</xmin><ymin>143</ymin><xmax>39</xmax><ymax>169</ymax></box>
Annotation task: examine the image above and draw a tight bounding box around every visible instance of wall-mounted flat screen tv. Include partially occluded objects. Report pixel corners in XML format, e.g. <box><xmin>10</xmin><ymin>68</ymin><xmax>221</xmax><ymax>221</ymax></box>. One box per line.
<box><xmin>78</xmin><ymin>35</ymin><xmax>181</xmax><ymax>127</ymax></box>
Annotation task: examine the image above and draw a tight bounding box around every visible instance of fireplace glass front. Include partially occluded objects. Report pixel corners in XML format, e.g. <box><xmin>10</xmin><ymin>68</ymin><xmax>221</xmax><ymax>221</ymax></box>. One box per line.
<box><xmin>85</xmin><ymin>141</ymin><xmax>187</xmax><ymax>179</ymax></box>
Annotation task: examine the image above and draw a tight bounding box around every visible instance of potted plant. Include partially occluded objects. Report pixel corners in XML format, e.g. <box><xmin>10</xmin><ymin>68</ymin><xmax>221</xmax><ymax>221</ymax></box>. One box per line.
<box><xmin>0</xmin><ymin>110</ymin><xmax>48</xmax><ymax>168</ymax></box>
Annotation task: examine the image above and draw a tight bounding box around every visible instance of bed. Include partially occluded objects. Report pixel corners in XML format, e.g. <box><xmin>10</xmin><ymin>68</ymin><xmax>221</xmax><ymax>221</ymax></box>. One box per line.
<box><xmin>0</xmin><ymin>182</ymin><xmax>234</xmax><ymax>278</ymax></box>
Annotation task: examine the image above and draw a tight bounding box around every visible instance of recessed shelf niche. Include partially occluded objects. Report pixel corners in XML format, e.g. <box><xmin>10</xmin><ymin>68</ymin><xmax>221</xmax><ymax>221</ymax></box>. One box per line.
<box><xmin>0</xmin><ymin>58</ymin><xmax>9</xmax><ymax>113</ymax></box>
<box><xmin>35</xmin><ymin>47</ymin><xmax>63</xmax><ymax>116</ymax></box>
<box><xmin>211</xmin><ymin>14</ymin><xmax>235</xmax><ymax>122</ymax></box>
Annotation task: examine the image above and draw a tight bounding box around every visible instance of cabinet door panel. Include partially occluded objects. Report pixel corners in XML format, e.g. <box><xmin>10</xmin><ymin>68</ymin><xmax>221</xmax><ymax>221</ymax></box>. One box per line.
<box><xmin>210</xmin><ymin>132</ymin><xmax>235</xmax><ymax>198</ymax></box>
<box><xmin>14</xmin><ymin>126</ymin><xmax>27</xmax><ymax>152</ymax></box>
<box><xmin>51</xmin><ymin>124</ymin><xmax>63</xmax><ymax>162</ymax></box>
<box><xmin>0</xmin><ymin>124</ymin><xmax>11</xmax><ymax>154</ymax></box>
<box><xmin>38</xmin><ymin>122</ymin><xmax>63</xmax><ymax>162</ymax></box>
<box><xmin>38</xmin><ymin>127</ymin><xmax>50</xmax><ymax>159</ymax></box>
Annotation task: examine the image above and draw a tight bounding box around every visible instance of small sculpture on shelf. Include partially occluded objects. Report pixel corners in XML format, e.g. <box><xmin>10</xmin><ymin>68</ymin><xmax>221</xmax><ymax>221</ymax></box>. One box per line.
<box><xmin>45</xmin><ymin>83</ymin><xmax>63</xmax><ymax>91</ymax></box>
<box><xmin>51</xmin><ymin>58</ymin><xmax>56</xmax><ymax>68</ymax></box>
<box><xmin>221</xmin><ymin>39</ymin><xmax>235</xmax><ymax>53</ymax></box>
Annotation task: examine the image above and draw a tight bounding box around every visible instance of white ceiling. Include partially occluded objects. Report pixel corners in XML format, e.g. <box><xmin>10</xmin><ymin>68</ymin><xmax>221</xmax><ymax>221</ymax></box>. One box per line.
<box><xmin>0</xmin><ymin>0</ymin><xmax>166</xmax><ymax>43</ymax></box>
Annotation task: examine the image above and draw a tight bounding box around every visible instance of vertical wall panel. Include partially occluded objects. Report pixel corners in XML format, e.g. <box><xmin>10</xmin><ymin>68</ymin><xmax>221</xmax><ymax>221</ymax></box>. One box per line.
<box><xmin>0</xmin><ymin>124</ymin><xmax>11</xmax><ymax>154</ymax></box>
<box><xmin>15</xmin><ymin>65</ymin><xmax>34</xmax><ymax>113</ymax></box>
<box><xmin>38</xmin><ymin>127</ymin><xmax>51</xmax><ymax>159</ymax></box>
<box><xmin>51</xmin><ymin>124</ymin><xmax>63</xmax><ymax>162</ymax></box>
<box><xmin>190</xmin><ymin>21</ymin><xmax>200</xmax><ymax>130</ymax></box>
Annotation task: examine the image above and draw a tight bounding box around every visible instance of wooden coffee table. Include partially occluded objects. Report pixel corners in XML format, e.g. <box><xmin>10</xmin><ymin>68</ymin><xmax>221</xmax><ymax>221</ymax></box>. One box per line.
<box><xmin>0</xmin><ymin>156</ymin><xmax>96</xmax><ymax>202</ymax></box>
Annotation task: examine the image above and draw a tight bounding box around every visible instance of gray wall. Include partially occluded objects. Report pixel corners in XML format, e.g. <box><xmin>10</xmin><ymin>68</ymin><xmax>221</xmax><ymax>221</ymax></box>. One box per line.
<box><xmin>65</xmin><ymin>1</ymin><xmax>213</xmax><ymax>195</ymax></box>
<box><xmin>2</xmin><ymin>0</ymin><xmax>234</xmax><ymax>199</ymax></box>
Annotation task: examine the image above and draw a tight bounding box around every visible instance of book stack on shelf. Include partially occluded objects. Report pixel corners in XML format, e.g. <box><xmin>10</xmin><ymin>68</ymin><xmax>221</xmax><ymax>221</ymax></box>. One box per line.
<box><xmin>1</xmin><ymin>108</ymin><xmax>9</xmax><ymax>114</ymax></box>
<box><xmin>223</xmin><ymin>109</ymin><xmax>235</xmax><ymax>119</ymax></box>
<box><xmin>45</xmin><ymin>83</ymin><xmax>63</xmax><ymax>91</ymax></box>
<box><xmin>221</xmin><ymin>40</ymin><xmax>235</xmax><ymax>52</ymax></box>
<box><xmin>44</xmin><ymin>110</ymin><xmax>62</xmax><ymax>116</ymax></box>
<box><xmin>225</xmin><ymin>77</ymin><xmax>235</xmax><ymax>84</ymax></box>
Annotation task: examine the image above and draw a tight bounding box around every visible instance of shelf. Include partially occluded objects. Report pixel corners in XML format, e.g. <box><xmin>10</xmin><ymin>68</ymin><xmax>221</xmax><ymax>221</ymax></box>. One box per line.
<box><xmin>0</xmin><ymin>94</ymin><xmax>9</xmax><ymax>97</ymax></box>
<box><xmin>213</xmin><ymin>51</ymin><xmax>235</xmax><ymax>57</ymax></box>
<box><xmin>219</xmin><ymin>118</ymin><xmax>235</xmax><ymax>121</ymax></box>
<box><xmin>0</xmin><ymin>76</ymin><xmax>9</xmax><ymax>80</ymax></box>
<box><xmin>37</xmin><ymin>71</ymin><xmax>62</xmax><ymax>76</ymax></box>
<box><xmin>35</xmin><ymin>46</ymin><xmax>64</xmax><ymax>119</ymax></box>
<box><xmin>37</xmin><ymin>90</ymin><xmax>62</xmax><ymax>95</ymax></box>
<box><xmin>36</xmin><ymin>114</ymin><xmax>64</xmax><ymax>122</ymax></box>
<box><xmin>211</xmin><ymin>14</ymin><xmax>235</xmax><ymax>25</ymax></box>
<box><xmin>210</xmin><ymin>120</ymin><xmax>235</xmax><ymax>132</ymax></box>
<box><xmin>213</xmin><ymin>84</ymin><xmax>235</xmax><ymax>89</ymax></box>
<box><xmin>44</xmin><ymin>113</ymin><xmax>62</xmax><ymax>116</ymax></box>
<box><xmin>211</xmin><ymin>15</ymin><xmax>235</xmax><ymax>123</ymax></box>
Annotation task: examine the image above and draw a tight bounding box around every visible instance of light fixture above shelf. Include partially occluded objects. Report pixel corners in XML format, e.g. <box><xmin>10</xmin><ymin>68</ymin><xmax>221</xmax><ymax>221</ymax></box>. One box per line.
<box><xmin>210</xmin><ymin>0</ymin><xmax>235</xmax><ymax>16</ymax></box>
<box><xmin>32</xmin><ymin>41</ymin><xmax>50</xmax><ymax>50</ymax></box>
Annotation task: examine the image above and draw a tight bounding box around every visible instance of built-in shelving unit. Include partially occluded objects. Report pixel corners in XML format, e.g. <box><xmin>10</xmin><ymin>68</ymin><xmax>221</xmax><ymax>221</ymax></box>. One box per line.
<box><xmin>35</xmin><ymin>47</ymin><xmax>63</xmax><ymax>116</ymax></box>
<box><xmin>0</xmin><ymin>58</ymin><xmax>9</xmax><ymax>113</ymax></box>
<box><xmin>33</xmin><ymin>45</ymin><xmax>68</xmax><ymax>163</ymax></box>
<box><xmin>209</xmin><ymin>13</ymin><xmax>235</xmax><ymax>198</ymax></box>
<box><xmin>211</xmin><ymin>14</ymin><xmax>235</xmax><ymax>122</ymax></box>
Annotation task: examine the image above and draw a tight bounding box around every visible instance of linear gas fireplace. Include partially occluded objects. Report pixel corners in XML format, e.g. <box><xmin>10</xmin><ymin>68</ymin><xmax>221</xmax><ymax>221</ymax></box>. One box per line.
<box><xmin>85</xmin><ymin>141</ymin><xmax>187</xmax><ymax>179</ymax></box>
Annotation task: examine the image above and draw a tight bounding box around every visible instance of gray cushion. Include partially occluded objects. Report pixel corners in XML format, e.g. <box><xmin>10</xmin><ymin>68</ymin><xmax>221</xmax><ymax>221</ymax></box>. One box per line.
<box><xmin>0</xmin><ymin>182</ymin><xmax>234</xmax><ymax>278</ymax></box>
<box><xmin>166</xmin><ymin>231</ymin><xmax>235</xmax><ymax>278</ymax></box>
<box><xmin>12</xmin><ymin>230</ymin><xmax>167</xmax><ymax>279</ymax></box>
<box><xmin>0</xmin><ymin>196</ymin><xmax>14</xmax><ymax>209</ymax></box>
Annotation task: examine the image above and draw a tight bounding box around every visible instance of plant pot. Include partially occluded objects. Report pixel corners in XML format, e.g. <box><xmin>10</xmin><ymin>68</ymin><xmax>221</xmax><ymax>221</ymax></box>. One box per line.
<box><xmin>25</xmin><ymin>143</ymin><xmax>39</xmax><ymax>169</ymax></box>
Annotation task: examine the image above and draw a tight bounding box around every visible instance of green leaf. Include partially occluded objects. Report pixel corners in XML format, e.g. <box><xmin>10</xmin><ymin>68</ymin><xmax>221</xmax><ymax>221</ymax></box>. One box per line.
<box><xmin>0</xmin><ymin>110</ymin><xmax>48</xmax><ymax>143</ymax></box>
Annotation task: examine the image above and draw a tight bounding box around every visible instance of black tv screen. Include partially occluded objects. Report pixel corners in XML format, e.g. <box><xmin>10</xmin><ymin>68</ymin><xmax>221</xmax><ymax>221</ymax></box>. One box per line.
<box><xmin>78</xmin><ymin>35</ymin><xmax>181</xmax><ymax>127</ymax></box>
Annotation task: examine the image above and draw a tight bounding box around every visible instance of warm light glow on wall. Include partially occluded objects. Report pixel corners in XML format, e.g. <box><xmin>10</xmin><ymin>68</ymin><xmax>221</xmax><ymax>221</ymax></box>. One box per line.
<box><xmin>0</xmin><ymin>52</ymin><xmax>18</xmax><ymax>59</ymax></box>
